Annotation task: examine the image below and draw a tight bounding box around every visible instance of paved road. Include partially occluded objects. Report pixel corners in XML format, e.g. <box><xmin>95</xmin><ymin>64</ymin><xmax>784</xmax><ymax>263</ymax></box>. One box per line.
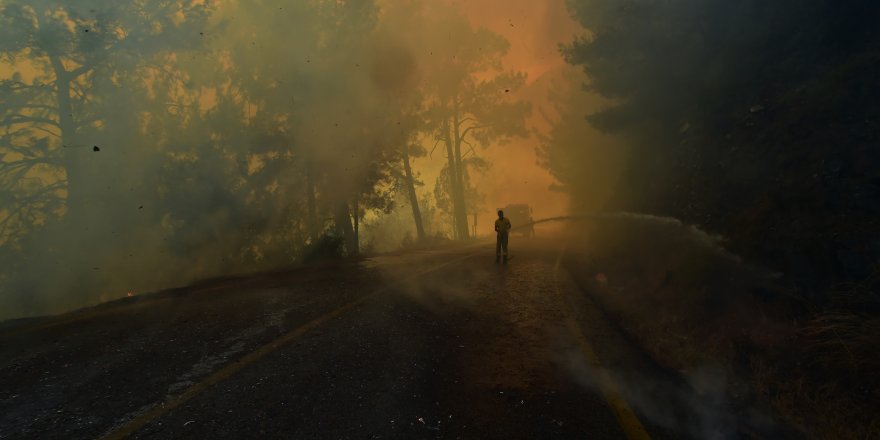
<box><xmin>1</xmin><ymin>238</ymin><xmax>700</xmax><ymax>439</ymax></box>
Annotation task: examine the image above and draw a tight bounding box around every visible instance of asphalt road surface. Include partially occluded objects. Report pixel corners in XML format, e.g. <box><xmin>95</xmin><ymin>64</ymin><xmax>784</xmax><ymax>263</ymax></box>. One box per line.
<box><xmin>1</xmin><ymin>237</ymin><xmax>733</xmax><ymax>439</ymax></box>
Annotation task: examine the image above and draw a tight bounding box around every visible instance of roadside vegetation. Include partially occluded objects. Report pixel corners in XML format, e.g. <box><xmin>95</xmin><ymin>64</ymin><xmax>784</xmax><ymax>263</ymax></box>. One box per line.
<box><xmin>544</xmin><ymin>1</ymin><xmax>880</xmax><ymax>438</ymax></box>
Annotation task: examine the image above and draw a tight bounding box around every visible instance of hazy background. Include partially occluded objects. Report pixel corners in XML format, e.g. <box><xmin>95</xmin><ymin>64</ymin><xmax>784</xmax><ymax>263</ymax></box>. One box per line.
<box><xmin>0</xmin><ymin>0</ymin><xmax>618</xmax><ymax>319</ymax></box>
<box><xmin>2</xmin><ymin>0</ymin><xmax>878</xmax><ymax>436</ymax></box>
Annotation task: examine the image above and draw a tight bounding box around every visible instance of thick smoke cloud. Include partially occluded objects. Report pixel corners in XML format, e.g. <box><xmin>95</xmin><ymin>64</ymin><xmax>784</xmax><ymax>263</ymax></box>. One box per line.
<box><xmin>0</xmin><ymin>0</ymin><xmax>547</xmax><ymax>319</ymax></box>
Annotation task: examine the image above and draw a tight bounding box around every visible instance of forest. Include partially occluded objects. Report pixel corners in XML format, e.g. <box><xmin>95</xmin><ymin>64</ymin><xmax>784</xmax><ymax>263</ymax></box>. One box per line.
<box><xmin>0</xmin><ymin>0</ymin><xmax>533</xmax><ymax>317</ymax></box>
<box><xmin>1</xmin><ymin>0</ymin><xmax>878</xmax><ymax>437</ymax></box>
<box><xmin>541</xmin><ymin>1</ymin><xmax>879</xmax><ymax>437</ymax></box>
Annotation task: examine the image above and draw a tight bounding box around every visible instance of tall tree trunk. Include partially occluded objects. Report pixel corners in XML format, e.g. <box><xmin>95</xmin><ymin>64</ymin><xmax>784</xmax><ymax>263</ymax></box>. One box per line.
<box><xmin>401</xmin><ymin>145</ymin><xmax>425</xmax><ymax>240</ymax></box>
<box><xmin>442</xmin><ymin>119</ymin><xmax>463</xmax><ymax>239</ymax></box>
<box><xmin>305</xmin><ymin>157</ymin><xmax>319</xmax><ymax>241</ymax></box>
<box><xmin>472</xmin><ymin>212</ymin><xmax>477</xmax><ymax>237</ymax></box>
<box><xmin>50</xmin><ymin>56</ymin><xmax>85</xmax><ymax>223</ymax></box>
<box><xmin>335</xmin><ymin>202</ymin><xmax>356</xmax><ymax>256</ymax></box>
<box><xmin>451</xmin><ymin>111</ymin><xmax>470</xmax><ymax>239</ymax></box>
<box><xmin>49</xmin><ymin>55</ymin><xmax>100</xmax><ymax>300</ymax></box>
<box><xmin>352</xmin><ymin>196</ymin><xmax>360</xmax><ymax>256</ymax></box>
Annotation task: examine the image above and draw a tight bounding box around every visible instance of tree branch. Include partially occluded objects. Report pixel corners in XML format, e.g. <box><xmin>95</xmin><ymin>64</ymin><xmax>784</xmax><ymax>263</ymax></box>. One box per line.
<box><xmin>3</xmin><ymin>114</ymin><xmax>61</xmax><ymax>128</ymax></box>
<box><xmin>462</xmin><ymin>139</ymin><xmax>475</xmax><ymax>155</ymax></box>
<box><xmin>68</xmin><ymin>62</ymin><xmax>95</xmax><ymax>79</ymax></box>
<box><xmin>0</xmin><ymin>181</ymin><xmax>65</xmax><ymax>240</ymax></box>
<box><xmin>70</xmin><ymin>82</ymin><xmax>88</xmax><ymax>101</ymax></box>
<box><xmin>29</xmin><ymin>125</ymin><xmax>62</xmax><ymax>139</ymax></box>
<box><xmin>3</xmin><ymin>126</ymin><xmax>53</xmax><ymax>139</ymax></box>
<box><xmin>459</xmin><ymin>124</ymin><xmax>491</xmax><ymax>143</ymax></box>
<box><xmin>429</xmin><ymin>138</ymin><xmax>442</xmax><ymax>158</ymax></box>
<box><xmin>48</xmin><ymin>54</ymin><xmax>69</xmax><ymax>80</ymax></box>
<box><xmin>3</xmin><ymin>104</ymin><xmax>57</xmax><ymax>113</ymax></box>
<box><xmin>456</xmin><ymin>116</ymin><xmax>476</xmax><ymax>131</ymax></box>
<box><xmin>0</xmin><ymin>156</ymin><xmax>57</xmax><ymax>174</ymax></box>
<box><xmin>65</xmin><ymin>36</ymin><xmax>124</xmax><ymax>80</ymax></box>
<box><xmin>0</xmin><ymin>80</ymin><xmax>54</xmax><ymax>92</ymax></box>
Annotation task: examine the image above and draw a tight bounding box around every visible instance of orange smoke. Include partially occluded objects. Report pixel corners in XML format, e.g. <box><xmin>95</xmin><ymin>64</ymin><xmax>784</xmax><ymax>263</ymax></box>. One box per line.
<box><xmin>445</xmin><ymin>0</ymin><xmax>582</xmax><ymax>233</ymax></box>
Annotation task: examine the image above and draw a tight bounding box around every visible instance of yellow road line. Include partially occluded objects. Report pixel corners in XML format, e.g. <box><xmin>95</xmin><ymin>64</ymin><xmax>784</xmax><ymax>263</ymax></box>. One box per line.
<box><xmin>101</xmin><ymin>248</ymin><xmax>489</xmax><ymax>439</ymax></box>
<box><xmin>554</xmin><ymin>254</ymin><xmax>652</xmax><ymax>440</ymax></box>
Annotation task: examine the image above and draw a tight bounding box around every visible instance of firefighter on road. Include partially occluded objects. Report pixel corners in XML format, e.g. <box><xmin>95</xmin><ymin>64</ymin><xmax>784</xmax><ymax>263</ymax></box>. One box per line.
<box><xmin>495</xmin><ymin>209</ymin><xmax>511</xmax><ymax>263</ymax></box>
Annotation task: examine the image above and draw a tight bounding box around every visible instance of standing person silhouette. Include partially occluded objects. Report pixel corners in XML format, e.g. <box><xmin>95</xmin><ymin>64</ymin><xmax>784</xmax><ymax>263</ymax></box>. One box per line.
<box><xmin>495</xmin><ymin>210</ymin><xmax>511</xmax><ymax>263</ymax></box>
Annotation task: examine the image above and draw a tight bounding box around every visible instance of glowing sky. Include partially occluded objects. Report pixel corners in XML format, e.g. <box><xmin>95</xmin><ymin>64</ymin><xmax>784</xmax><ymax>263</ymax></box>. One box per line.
<box><xmin>414</xmin><ymin>0</ymin><xmax>583</xmax><ymax>232</ymax></box>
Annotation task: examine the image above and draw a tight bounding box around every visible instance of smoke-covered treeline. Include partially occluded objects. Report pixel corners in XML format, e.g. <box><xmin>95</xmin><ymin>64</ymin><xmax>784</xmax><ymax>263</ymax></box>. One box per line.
<box><xmin>536</xmin><ymin>68</ymin><xmax>626</xmax><ymax>214</ymax></box>
<box><xmin>550</xmin><ymin>0</ymin><xmax>880</xmax><ymax>290</ymax></box>
<box><xmin>0</xmin><ymin>0</ymin><xmax>530</xmax><ymax>319</ymax></box>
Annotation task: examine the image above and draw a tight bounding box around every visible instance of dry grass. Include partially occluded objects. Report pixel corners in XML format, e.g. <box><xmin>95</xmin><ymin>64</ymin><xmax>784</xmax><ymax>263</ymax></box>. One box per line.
<box><xmin>801</xmin><ymin>270</ymin><xmax>880</xmax><ymax>384</ymax></box>
<box><xmin>563</xmin><ymin>225</ymin><xmax>879</xmax><ymax>439</ymax></box>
